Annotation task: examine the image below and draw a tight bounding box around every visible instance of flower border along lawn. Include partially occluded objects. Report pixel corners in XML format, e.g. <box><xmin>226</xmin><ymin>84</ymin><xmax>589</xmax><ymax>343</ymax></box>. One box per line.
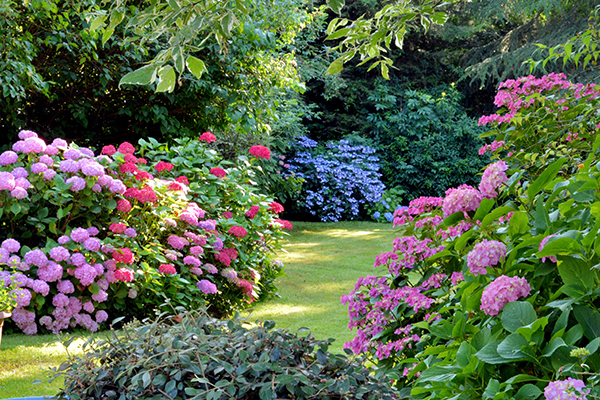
<box><xmin>243</xmin><ymin>220</ymin><xmax>398</xmax><ymax>353</ymax></box>
<box><xmin>0</xmin><ymin>221</ymin><xmax>397</xmax><ymax>398</ymax></box>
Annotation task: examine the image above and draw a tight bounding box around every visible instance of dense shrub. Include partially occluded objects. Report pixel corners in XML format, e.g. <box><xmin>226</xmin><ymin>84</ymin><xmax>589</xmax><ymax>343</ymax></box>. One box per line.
<box><xmin>364</xmin><ymin>188</ymin><xmax>406</xmax><ymax>223</ymax></box>
<box><xmin>286</xmin><ymin>136</ymin><xmax>385</xmax><ymax>222</ymax></box>
<box><xmin>367</xmin><ymin>82</ymin><xmax>489</xmax><ymax>199</ymax></box>
<box><xmin>342</xmin><ymin>74</ymin><xmax>600</xmax><ymax>398</ymax></box>
<box><xmin>0</xmin><ymin>131</ymin><xmax>291</xmax><ymax>334</ymax></box>
<box><xmin>52</xmin><ymin>309</ymin><xmax>398</xmax><ymax>400</ymax></box>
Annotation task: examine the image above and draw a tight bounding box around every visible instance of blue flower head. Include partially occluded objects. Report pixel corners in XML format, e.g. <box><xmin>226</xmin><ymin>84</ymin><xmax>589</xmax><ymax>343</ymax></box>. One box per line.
<box><xmin>373</xmin><ymin>211</ymin><xmax>381</xmax><ymax>220</ymax></box>
<box><xmin>384</xmin><ymin>212</ymin><xmax>393</xmax><ymax>222</ymax></box>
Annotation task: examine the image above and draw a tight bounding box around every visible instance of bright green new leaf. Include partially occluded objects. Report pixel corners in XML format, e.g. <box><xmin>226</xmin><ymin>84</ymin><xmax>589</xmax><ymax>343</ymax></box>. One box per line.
<box><xmin>156</xmin><ymin>65</ymin><xmax>176</xmax><ymax>93</ymax></box>
<box><xmin>186</xmin><ymin>56</ymin><xmax>207</xmax><ymax>79</ymax></box>
<box><xmin>119</xmin><ymin>65</ymin><xmax>158</xmax><ymax>87</ymax></box>
<box><xmin>326</xmin><ymin>59</ymin><xmax>344</xmax><ymax>75</ymax></box>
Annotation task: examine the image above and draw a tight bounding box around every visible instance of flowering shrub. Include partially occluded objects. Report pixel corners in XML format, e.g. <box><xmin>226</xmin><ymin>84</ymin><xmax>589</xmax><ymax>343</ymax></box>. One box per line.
<box><xmin>286</xmin><ymin>137</ymin><xmax>386</xmax><ymax>222</ymax></box>
<box><xmin>342</xmin><ymin>74</ymin><xmax>600</xmax><ymax>398</ymax></box>
<box><xmin>0</xmin><ymin>131</ymin><xmax>292</xmax><ymax>333</ymax></box>
<box><xmin>364</xmin><ymin>187</ymin><xmax>406</xmax><ymax>223</ymax></box>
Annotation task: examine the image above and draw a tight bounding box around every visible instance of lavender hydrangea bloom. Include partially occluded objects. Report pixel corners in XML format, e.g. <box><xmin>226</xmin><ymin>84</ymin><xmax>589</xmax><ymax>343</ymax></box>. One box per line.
<box><xmin>10</xmin><ymin>187</ymin><xmax>27</xmax><ymax>199</ymax></box>
<box><xmin>197</xmin><ymin>279</ymin><xmax>218</xmax><ymax>294</ymax></box>
<box><xmin>12</xmin><ymin>167</ymin><xmax>28</xmax><ymax>178</ymax></box>
<box><xmin>0</xmin><ymin>150</ymin><xmax>18</xmax><ymax>166</ymax></box>
<box><xmin>544</xmin><ymin>378</ymin><xmax>588</xmax><ymax>400</ymax></box>
<box><xmin>71</xmin><ymin>227</ymin><xmax>90</xmax><ymax>243</ymax></box>
<box><xmin>0</xmin><ymin>171</ymin><xmax>16</xmax><ymax>190</ymax></box>
<box><xmin>50</xmin><ymin>246</ymin><xmax>70</xmax><ymax>262</ymax></box>
<box><xmin>66</xmin><ymin>176</ymin><xmax>86</xmax><ymax>191</ymax></box>
<box><xmin>479</xmin><ymin>160</ymin><xmax>509</xmax><ymax>199</ymax></box>
<box><xmin>467</xmin><ymin>239</ymin><xmax>507</xmax><ymax>276</ymax></box>
<box><xmin>2</xmin><ymin>238</ymin><xmax>21</xmax><ymax>253</ymax></box>
<box><xmin>24</xmin><ymin>249</ymin><xmax>48</xmax><ymax>267</ymax></box>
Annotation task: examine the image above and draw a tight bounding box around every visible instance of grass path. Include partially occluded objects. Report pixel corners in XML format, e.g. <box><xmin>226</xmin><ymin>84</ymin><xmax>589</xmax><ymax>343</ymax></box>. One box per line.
<box><xmin>242</xmin><ymin>221</ymin><xmax>397</xmax><ymax>353</ymax></box>
<box><xmin>0</xmin><ymin>221</ymin><xmax>397</xmax><ymax>398</ymax></box>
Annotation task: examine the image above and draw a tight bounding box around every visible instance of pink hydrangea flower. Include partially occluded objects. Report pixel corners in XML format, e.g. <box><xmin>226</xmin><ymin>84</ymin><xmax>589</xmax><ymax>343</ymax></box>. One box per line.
<box><xmin>159</xmin><ymin>264</ymin><xmax>177</xmax><ymax>274</ymax></box>
<box><xmin>59</xmin><ymin>159</ymin><xmax>80</xmax><ymax>173</ymax></box>
<box><xmin>74</xmin><ymin>264</ymin><xmax>97</xmax><ymax>286</ymax></box>
<box><xmin>480</xmin><ymin>275</ymin><xmax>531</xmax><ymax>316</ymax></box>
<box><xmin>84</xmin><ymin>238</ymin><xmax>101</xmax><ymax>252</ymax></box>
<box><xmin>228</xmin><ymin>226</ymin><xmax>248</xmax><ymax>239</ymax></box>
<box><xmin>114</xmin><ymin>268</ymin><xmax>134</xmax><ymax>282</ymax></box>
<box><xmin>183</xmin><ymin>256</ymin><xmax>201</xmax><ymax>267</ymax></box>
<box><xmin>199</xmin><ymin>132</ymin><xmax>216</xmax><ymax>143</ymax></box>
<box><xmin>0</xmin><ymin>150</ymin><xmax>18</xmax><ymax>166</ymax></box>
<box><xmin>116</xmin><ymin>199</ymin><xmax>132</xmax><ymax>213</ymax></box>
<box><xmin>544</xmin><ymin>378</ymin><xmax>588</xmax><ymax>400</ymax></box>
<box><xmin>467</xmin><ymin>239</ymin><xmax>507</xmax><ymax>276</ymax></box>
<box><xmin>102</xmin><ymin>145</ymin><xmax>117</xmax><ymax>155</ymax></box>
<box><xmin>245</xmin><ymin>205</ymin><xmax>260</xmax><ymax>219</ymax></box>
<box><xmin>113</xmin><ymin>248</ymin><xmax>134</xmax><ymax>264</ymax></box>
<box><xmin>37</xmin><ymin>262</ymin><xmax>63</xmax><ymax>282</ymax></box>
<box><xmin>10</xmin><ymin>187</ymin><xmax>27</xmax><ymax>199</ymax></box>
<box><xmin>118</xmin><ymin>142</ymin><xmax>135</xmax><ymax>154</ymax></box>
<box><xmin>24</xmin><ymin>249</ymin><xmax>48</xmax><ymax>267</ymax></box>
<box><xmin>43</xmin><ymin>169</ymin><xmax>57</xmax><ymax>180</ymax></box>
<box><xmin>539</xmin><ymin>235</ymin><xmax>558</xmax><ymax>263</ymax></box>
<box><xmin>167</xmin><ymin>235</ymin><xmax>187</xmax><ymax>250</ymax></box>
<box><xmin>57</xmin><ymin>280</ymin><xmax>75</xmax><ymax>294</ymax></box>
<box><xmin>2</xmin><ymin>238</ymin><xmax>21</xmax><ymax>253</ymax></box>
<box><xmin>96</xmin><ymin>310</ymin><xmax>109</xmax><ymax>323</ymax></box>
<box><xmin>71</xmin><ymin>227</ymin><xmax>90</xmax><ymax>243</ymax></box>
<box><xmin>210</xmin><ymin>167</ymin><xmax>227</xmax><ymax>178</ymax></box>
<box><xmin>442</xmin><ymin>184</ymin><xmax>483</xmax><ymax>217</ymax></box>
<box><xmin>22</xmin><ymin>137</ymin><xmax>46</xmax><ymax>153</ymax></box>
<box><xmin>109</xmin><ymin>223</ymin><xmax>127</xmax><ymax>234</ymax></box>
<box><xmin>479</xmin><ymin>161</ymin><xmax>509</xmax><ymax>199</ymax></box>
<box><xmin>203</xmin><ymin>263</ymin><xmax>218</xmax><ymax>274</ymax></box>
<box><xmin>197</xmin><ymin>279</ymin><xmax>218</xmax><ymax>294</ymax></box>
<box><xmin>0</xmin><ymin>171</ymin><xmax>16</xmax><ymax>190</ymax></box>
<box><xmin>249</xmin><ymin>145</ymin><xmax>271</xmax><ymax>159</ymax></box>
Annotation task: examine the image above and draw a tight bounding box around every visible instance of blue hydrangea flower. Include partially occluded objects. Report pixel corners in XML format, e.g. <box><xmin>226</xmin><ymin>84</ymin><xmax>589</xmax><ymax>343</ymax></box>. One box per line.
<box><xmin>373</xmin><ymin>211</ymin><xmax>381</xmax><ymax>220</ymax></box>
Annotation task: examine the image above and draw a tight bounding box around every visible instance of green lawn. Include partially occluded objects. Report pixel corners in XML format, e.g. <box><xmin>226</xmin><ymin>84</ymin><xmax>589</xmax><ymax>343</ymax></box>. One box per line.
<box><xmin>0</xmin><ymin>221</ymin><xmax>397</xmax><ymax>398</ymax></box>
<box><xmin>242</xmin><ymin>221</ymin><xmax>397</xmax><ymax>352</ymax></box>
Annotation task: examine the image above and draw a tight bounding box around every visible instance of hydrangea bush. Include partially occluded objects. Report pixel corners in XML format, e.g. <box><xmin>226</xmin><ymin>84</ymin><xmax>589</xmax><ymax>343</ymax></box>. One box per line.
<box><xmin>286</xmin><ymin>136</ymin><xmax>386</xmax><ymax>222</ymax></box>
<box><xmin>342</xmin><ymin>73</ymin><xmax>600</xmax><ymax>399</ymax></box>
<box><xmin>0</xmin><ymin>131</ymin><xmax>292</xmax><ymax>334</ymax></box>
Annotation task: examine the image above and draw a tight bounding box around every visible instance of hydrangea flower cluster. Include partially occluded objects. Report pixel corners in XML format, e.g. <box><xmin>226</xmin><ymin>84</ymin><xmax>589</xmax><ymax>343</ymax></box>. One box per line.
<box><xmin>479</xmin><ymin>160</ymin><xmax>509</xmax><ymax>199</ymax></box>
<box><xmin>442</xmin><ymin>184</ymin><xmax>483</xmax><ymax>217</ymax></box>
<box><xmin>480</xmin><ymin>275</ymin><xmax>531</xmax><ymax>316</ymax></box>
<box><xmin>544</xmin><ymin>378</ymin><xmax>589</xmax><ymax>400</ymax></box>
<box><xmin>288</xmin><ymin>138</ymin><xmax>385</xmax><ymax>222</ymax></box>
<box><xmin>467</xmin><ymin>239</ymin><xmax>507</xmax><ymax>276</ymax></box>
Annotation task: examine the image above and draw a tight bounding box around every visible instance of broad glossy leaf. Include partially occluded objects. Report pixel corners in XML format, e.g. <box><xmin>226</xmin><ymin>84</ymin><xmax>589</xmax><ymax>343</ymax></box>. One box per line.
<box><xmin>573</xmin><ymin>305</ymin><xmax>600</xmax><ymax>341</ymax></box>
<box><xmin>501</xmin><ymin>301</ymin><xmax>537</xmax><ymax>333</ymax></box>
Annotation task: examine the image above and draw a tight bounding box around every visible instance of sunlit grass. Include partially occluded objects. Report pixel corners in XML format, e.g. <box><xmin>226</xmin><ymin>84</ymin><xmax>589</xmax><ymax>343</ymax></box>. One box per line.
<box><xmin>243</xmin><ymin>221</ymin><xmax>397</xmax><ymax>353</ymax></box>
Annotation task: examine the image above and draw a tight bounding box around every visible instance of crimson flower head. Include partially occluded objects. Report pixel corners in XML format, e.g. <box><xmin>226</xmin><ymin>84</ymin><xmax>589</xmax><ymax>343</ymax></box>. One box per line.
<box><xmin>102</xmin><ymin>145</ymin><xmax>116</xmax><ymax>155</ymax></box>
<box><xmin>268</xmin><ymin>201</ymin><xmax>284</xmax><ymax>214</ymax></box>
<box><xmin>168</xmin><ymin>182</ymin><xmax>183</xmax><ymax>191</ymax></box>
<box><xmin>249</xmin><ymin>145</ymin><xmax>271</xmax><ymax>160</ymax></box>
<box><xmin>114</xmin><ymin>268</ymin><xmax>134</xmax><ymax>282</ymax></box>
<box><xmin>228</xmin><ymin>225</ymin><xmax>247</xmax><ymax>239</ymax></box>
<box><xmin>274</xmin><ymin>219</ymin><xmax>293</xmax><ymax>229</ymax></box>
<box><xmin>245</xmin><ymin>205</ymin><xmax>260</xmax><ymax>219</ymax></box>
<box><xmin>222</xmin><ymin>211</ymin><xmax>233</xmax><ymax>219</ymax></box>
<box><xmin>175</xmin><ymin>176</ymin><xmax>189</xmax><ymax>185</ymax></box>
<box><xmin>199</xmin><ymin>132</ymin><xmax>216</xmax><ymax>143</ymax></box>
<box><xmin>159</xmin><ymin>264</ymin><xmax>177</xmax><ymax>274</ymax></box>
<box><xmin>120</xmin><ymin>162</ymin><xmax>138</xmax><ymax>174</ymax></box>
<box><xmin>154</xmin><ymin>161</ymin><xmax>174</xmax><ymax>172</ymax></box>
<box><xmin>210</xmin><ymin>167</ymin><xmax>227</xmax><ymax>178</ymax></box>
<box><xmin>118</xmin><ymin>142</ymin><xmax>136</xmax><ymax>155</ymax></box>
<box><xmin>113</xmin><ymin>248</ymin><xmax>134</xmax><ymax>264</ymax></box>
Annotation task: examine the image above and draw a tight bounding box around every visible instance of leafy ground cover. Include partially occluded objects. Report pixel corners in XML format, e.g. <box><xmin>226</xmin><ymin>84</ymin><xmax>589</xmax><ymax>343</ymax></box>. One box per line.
<box><xmin>0</xmin><ymin>221</ymin><xmax>396</xmax><ymax>398</ymax></box>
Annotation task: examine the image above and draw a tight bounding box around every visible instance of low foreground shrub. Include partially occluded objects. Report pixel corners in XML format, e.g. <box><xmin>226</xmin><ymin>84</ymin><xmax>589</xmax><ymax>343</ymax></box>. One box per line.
<box><xmin>52</xmin><ymin>309</ymin><xmax>397</xmax><ymax>400</ymax></box>
<box><xmin>343</xmin><ymin>73</ymin><xmax>600</xmax><ymax>399</ymax></box>
<box><xmin>0</xmin><ymin>132</ymin><xmax>291</xmax><ymax>334</ymax></box>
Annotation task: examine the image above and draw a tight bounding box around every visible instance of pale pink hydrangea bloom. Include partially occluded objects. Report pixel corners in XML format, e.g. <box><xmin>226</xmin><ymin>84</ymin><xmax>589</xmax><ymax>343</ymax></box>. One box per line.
<box><xmin>197</xmin><ymin>279</ymin><xmax>218</xmax><ymax>294</ymax></box>
<box><xmin>467</xmin><ymin>239</ymin><xmax>507</xmax><ymax>276</ymax></box>
<box><xmin>480</xmin><ymin>275</ymin><xmax>530</xmax><ymax>316</ymax></box>
<box><xmin>479</xmin><ymin>161</ymin><xmax>509</xmax><ymax>199</ymax></box>
<box><xmin>539</xmin><ymin>235</ymin><xmax>558</xmax><ymax>263</ymax></box>
<box><xmin>442</xmin><ymin>185</ymin><xmax>483</xmax><ymax>217</ymax></box>
<box><xmin>0</xmin><ymin>171</ymin><xmax>16</xmax><ymax>190</ymax></box>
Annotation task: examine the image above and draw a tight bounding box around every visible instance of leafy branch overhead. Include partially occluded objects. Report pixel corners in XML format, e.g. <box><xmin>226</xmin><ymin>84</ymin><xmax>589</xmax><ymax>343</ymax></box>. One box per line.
<box><xmin>325</xmin><ymin>0</ymin><xmax>452</xmax><ymax>79</ymax></box>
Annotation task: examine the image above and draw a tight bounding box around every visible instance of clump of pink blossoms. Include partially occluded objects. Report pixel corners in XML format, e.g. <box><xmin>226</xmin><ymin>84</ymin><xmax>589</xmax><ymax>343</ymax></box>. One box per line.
<box><xmin>480</xmin><ymin>275</ymin><xmax>531</xmax><ymax>316</ymax></box>
<box><xmin>479</xmin><ymin>160</ymin><xmax>509</xmax><ymax>199</ymax></box>
<box><xmin>544</xmin><ymin>378</ymin><xmax>589</xmax><ymax>400</ymax></box>
<box><xmin>467</xmin><ymin>239</ymin><xmax>507</xmax><ymax>276</ymax></box>
<box><xmin>442</xmin><ymin>184</ymin><xmax>483</xmax><ymax>218</ymax></box>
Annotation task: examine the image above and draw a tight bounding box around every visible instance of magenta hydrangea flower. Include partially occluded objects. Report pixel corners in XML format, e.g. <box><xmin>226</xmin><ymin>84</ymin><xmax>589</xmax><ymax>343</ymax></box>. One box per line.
<box><xmin>22</xmin><ymin>137</ymin><xmax>46</xmax><ymax>153</ymax></box>
<box><xmin>124</xmin><ymin>228</ymin><xmax>137</xmax><ymax>238</ymax></box>
<box><xmin>96</xmin><ymin>310</ymin><xmax>108</xmax><ymax>323</ymax></box>
<box><xmin>74</xmin><ymin>264</ymin><xmax>97</xmax><ymax>286</ymax></box>
<box><xmin>84</xmin><ymin>237</ymin><xmax>101</xmax><ymax>252</ymax></box>
<box><xmin>197</xmin><ymin>279</ymin><xmax>218</xmax><ymax>294</ymax></box>
<box><xmin>116</xmin><ymin>199</ymin><xmax>131</xmax><ymax>212</ymax></box>
<box><xmin>167</xmin><ymin>235</ymin><xmax>187</xmax><ymax>250</ymax></box>
<box><xmin>71</xmin><ymin>227</ymin><xmax>90</xmax><ymax>243</ymax></box>
<box><xmin>59</xmin><ymin>159</ymin><xmax>80</xmax><ymax>173</ymax></box>
<box><xmin>2</xmin><ymin>238</ymin><xmax>21</xmax><ymax>253</ymax></box>
<box><xmin>31</xmin><ymin>162</ymin><xmax>48</xmax><ymax>173</ymax></box>
<box><xmin>442</xmin><ymin>184</ymin><xmax>483</xmax><ymax>217</ymax></box>
<box><xmin>57</xmin><ymin>280</ymin><xmax>75</xmax><ymax>294</ymax></box>
<box><xmin>544</xmin><ymin>378</ymin><xmax>589</xmax><ymax>400</ymax></box>
<box><xmin>479</xmin><ymin>160</ymin><xmax>509</xmax><ymax>199</ymax></box>
<box><xmin>0</xmin><ymin>171</ymin><xmax>16</xmax><ymax>190</ymax></box>
<box><xmin>114</xmin><ymin>268</ymin><xmax>134</xmax><ymax>282</ymax></box>
<box><xmin>467</xmin><ymin>239</ymin><xmax>507</xmax><ymax>276</ymax></box>
<box><xmin>49</xmin><ymin>246</ymin><xmax>70</xmax><ymax>262</ymax></box>
<box><xmin>228</xmin><ymin>226</ymin><xmax>248</xmax><ymax>239</ymax></box>
<box><xmin>66</xmin><ymin>176</ymin><xmax>86</xmax><ymax>191</ymax></box>
<box><xmin>31</xmin><ymin>279</ymin><xmax>50</xmax><ymax>296</ymax></box>
<box><xmin>0</xmin><ymin>150</ymin><xmax>18</xmax><ymax>166</ymax></box>
<box><xmin>203</xmin><ymin>263</ymin><xmax>218</xmax><ymax>274</ymax></box>
<box><xmin>24</xmin><ymin>249</ymin><xmax>48</xmax><ymax>267</ymax></box>
<box><xmin>43</xmin><ymin>169</ymin><xmax>57</xmax><ymax>180</ymax></box>
<box><xmin>37</xmin><ymin>262</ymin><xmax>63</xmax><ymax>282</ymax></box>
<box><xmin>480</xmin><ymin>275</ymin><xmax>531</xmax><ymax>316</ymax></box>
<box><xmin>10</xmin><ymin>187</ymin><xmax>27</xmax><ymax>199</ymax></box>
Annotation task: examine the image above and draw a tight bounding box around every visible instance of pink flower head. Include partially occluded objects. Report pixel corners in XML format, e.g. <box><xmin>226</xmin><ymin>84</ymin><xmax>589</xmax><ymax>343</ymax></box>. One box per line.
<box><xmin>0</xmin><ymin>151</ymin><xmax>18</xmax><ymax>166</ymax></box>
<box><xmin>102</xmin><ymin>145</ymin><xmax>117</xmax><ymax>155</ymax></box>
<box><xmin>210</xmin><ymin>167</ymin><xmax>226</xmax><ymax>178</ymax></box>
<box><xmin>31</xmin><ymin>162</ymin><xmax>48</xmax><ymax>174</ymax></box>
<box><xmin>167</xmin><ymin>235</ymin><xmax>187</xmax><ymax>250</ymax></box>
<box><xmin>22</xmin><ymin>137</ymin><xmax>46</xmax><ymax>153</ymax></box>
<box><xmin>49</xmin><ymin>246</ymin><xmax>70</xmax><ymax>262</ymax></box>
<box><xmin>59</xmin><ymin>159</ymin><xmax>80</xmax><ymax>173</ymax></box>
<box><xmin>51</xmin><ymin>138</ymin><xmax>68</xmax><ymax>149</ymax></box>
<box><xmin>96</xmin><ymin>310</ymin><xmax>109</xmax><ymax>323</ymax></box>
<box><xmin>175</xmin><ymin>176</ymin><xmax>189</xmax><ymax>185</ymax></box>
<box><xmin>479</xmin><ymin>161</ymin><xmax>509</xmax><ymax>199</ymax></box>
<box><xmin>124</xmin><ymin>228</ymin><xmax>137</xmax><ymax>238</ymax></box>
<box><xmin>467</xmin><ymin>239</ymin><xmax>507</xmax><ymax>276</ymax></box>
<box><xmin>216</xmin><ymin>252</ymin><xmax>232</xmax><ymax>267</ymax></box>
<box><xmin>43</xmin><ymin>169</ymin><xmax>57</xmax><ymax>181</ymax></box>
<box><xmin>237</xmin><ymin>279</ymin><xmax>254</xmax><ymax>299</ymax></box>
<box><xmin>480</xmin><ymin>275</ymin><xmax>531</xmax><ymax>316</ymax></box>
<box><xmin>2</xmin><ymin>238</ymin><xmax>21</xmax><ymax>253</ymax></box>
<box><xmin>190</xmin><ymin>246</ymin><xmax>204</xmax><ymax>256</ymax></box>
<box><xmin>197</xmin><ymin>279</ymin><xmax>218</xmax><ymax>294</ymax></box>
<box><xmin>228</xmin><ymin>226</ymin><xmax>248</xmax><ymax>239</ymax></box>
<box><xmin>544</xmin><ymin>378</ymin><xmax>589</xmax><ymax>400</ymax></box>
<box><xmin>71</xmin><ymin>227</ymin><xmax>90</xmax><ymax>243</ymax></box>
<box><xmin>222</xmin><ymin>211</ymin><xmax>233</xmax><ymax>219</ymax></box>
<box><xmin>268</xmin><ymin>201</ymin><xmax>284</xmax><ymax>214</ymax></box>
<box><xmin>0</xmin><ymin>172</ymin><xmax>16</xmax><ymax>190</ymax></box>
<box><xmin>159</xmin><ymin>264</ymin><xmax>177</xmax><ymax>274</ymax></box>
<box><xmin>199</xmin><ymin>132</ymin><xmax>216</xmax><ymax>143</ymax></box>
<box><xmin>113</xmin><ymin>248</ymin><xmax>134</xmax><ymax>264</ymax></box>
<box><xmin>114</xmin><ymin>268</ymin><xmax>134</xmax><ymax>282</ymax></box>
<box><xmin>57</xmin><ymin>280</ymin><xmax>75</xmax><ymax>294</ymax></box>
<box><xmin>539</xmin><ymin>235</ymin><xmax>558</xmax><ymax>263</ymax></box>
<box><xmin>118</xmin><ymin>142</ymin><xmax>135</xmax><ymax>154</ymax></box>
<box><xmin>18</xmin><ymin>130</ymin><xmax>38</xmax><ymax>140</ymax></box>
<box><xmin>119</xmin><ymin>162</ymin><xmax>138</xmax><ymax>174</ymax></box>
<box><xmin>10</xmin><ymin>187</ymin><xmax>27</xmax><ymax>199</ymax></box>
<box><xmin>84</xmin><ymin>238</ymin><xmax>101</xmax><ymax>252</ymax></box>
<box><xmin>66</xmin><ymin>176</ymin><xmax>86</xmax><ymax>191</ymax></box>
<box><xmin>245</xmin><ymin>205</ymin><xmax>260</xmax><ymax>219</ymax></box>
<box><xmin>116</xmin><ymin>199</ymin><xmax>132</xmax><ymax>213</ymax></box>
<box><xmin>274</xmin><ymin>219</ymin><xmax>293</xmax><ymax>229</ymax></box>
<box><xmin>249</xmin><ymin>145</ymin><xmax>271</xmax><ymax>159</ymax></box>
<box><xmin>442</xmin><ymin>184</ymin><xmax>483</xmax><ymax>218</ymax></box>
<box><xmin>109</xmin><ymin>222</ymin><xmax>127</xmax><ymax>234</ymax></box>
<box><xmin>24</xmin><ymin>249</ymin><xmax>48</xmax><ymax>267</ymax></box>
<box><xmin>80</xmin><ymin>160</ymin><xmax>105</xmax><ymax>177</ymax></box>
<box><xmin>154</xmin><ymin>161</ymin><xmax>174</xmax><ymax>172</ymax></box>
